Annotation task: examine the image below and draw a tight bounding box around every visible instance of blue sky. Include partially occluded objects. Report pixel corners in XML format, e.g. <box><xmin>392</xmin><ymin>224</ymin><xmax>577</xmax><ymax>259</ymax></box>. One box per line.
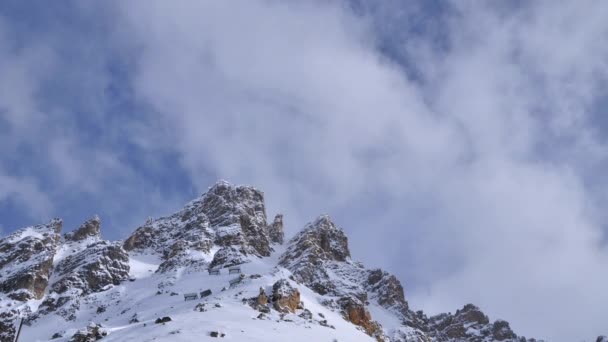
<box><xmin>1</xmin><ymin>1</ymin><xmax>608</xmax><ymax>340</ymax></box>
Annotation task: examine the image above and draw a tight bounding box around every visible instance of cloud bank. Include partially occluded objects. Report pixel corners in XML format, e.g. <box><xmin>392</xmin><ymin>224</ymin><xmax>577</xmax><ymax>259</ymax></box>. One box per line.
<box><xmin>1</xmin><ymin>1</ymin><xmax>607</xmax><ymax>340</ymax></box>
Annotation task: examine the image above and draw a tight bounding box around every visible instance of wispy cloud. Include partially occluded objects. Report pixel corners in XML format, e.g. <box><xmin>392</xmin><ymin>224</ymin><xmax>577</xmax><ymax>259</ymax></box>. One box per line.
<box><xmin>0</xmin><ymin>1</ymin><xmax>606</xmax><ymax>340</ymax></box>
<box><xmin>112</xmin><ymin>1</ymin><xmax>608</xmax><ymax>340</ymax></box>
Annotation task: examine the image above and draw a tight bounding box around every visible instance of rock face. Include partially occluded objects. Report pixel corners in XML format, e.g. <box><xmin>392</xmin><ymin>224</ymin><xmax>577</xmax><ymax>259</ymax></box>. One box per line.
<box><xmin>279</xmin><ymin>215</ymin><xmax>353</xmax><ymax>295</ymax></box>
<box><xmin>280</xmin><ymin>214</ymin><xmax>535</xmax><ymax>342</ymax></box>
<box><xmin>407</xmin><ymin>304</ymin><xmax>526</xmax><ymax>341</ymax></box>
<box><xmin>339</xmin><ymin>296</ymin><xmax>383</xmax><ymax>338</ymax></box>
<box><xmin>70</xmin><ymin>323</ymin><xmax>107</xmax><ymax>342</ymax></box>
<box><xmin>280</xmin><ymin>215</ymin><xmax>393</xmax><ymax>340</ymax></box>
<box><xmin>0</xmin><ymin>219</ymin><xmax>62</xmax><ymax>342</ymax></box>
<box><xmin>35</xmin><ymin>218</ymin><xmax>130</xmax><ymax>320</ymax></box>
<box><xmin>271</xmin><ymin>279</ymin><xmax>300</xmax><ymax>313</ymax></box>
<box><xmin>51</xmin><ymin>241</ymin><xmax>130</xmax><ymax>294</ymax></box>
<box><xmin>64</xmin><ymin>216</ymin><xmax>101</xmax><ymax>242</ymax></box>
<box><xmin>0</xmin><ymin>219</ymin><xmax>62</xmax><ymax>300</ymax></box>
<box><xmin>124</xmin><ymin>181</ymin><xmax>281</xmax><ymax>271</ymax></box>
<box><xmin>256</xmin><ymin>287</ymin><xmax>268</xmax><ymax>306</ymax></box>
<box><xmin>268</xmin><ymin>214</ymin><xmax>284</xmax><ymax>244</ymax></box>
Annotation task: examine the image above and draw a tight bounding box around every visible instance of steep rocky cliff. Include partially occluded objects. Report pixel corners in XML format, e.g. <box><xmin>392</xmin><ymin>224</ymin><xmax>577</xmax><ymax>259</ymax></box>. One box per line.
<box><xmin>123</xmin><ymin>181</ymin><xmax>280</xmax><ymax>272</ymax></box>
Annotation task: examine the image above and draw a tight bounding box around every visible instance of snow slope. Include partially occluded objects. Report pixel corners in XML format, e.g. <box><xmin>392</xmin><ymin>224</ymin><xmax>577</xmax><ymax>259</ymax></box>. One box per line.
<box><xmin>22</xmin><ymin>250</ymin><xmax>374</xmax><ymax>341</ymax></box>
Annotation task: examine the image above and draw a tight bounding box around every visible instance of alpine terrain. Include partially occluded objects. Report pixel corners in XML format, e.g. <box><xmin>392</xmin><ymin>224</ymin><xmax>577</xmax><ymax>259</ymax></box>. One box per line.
<box><xmin>0</xmin><ymin>181</ymin><xmax>577</xmax><ymax>341</ymax></box>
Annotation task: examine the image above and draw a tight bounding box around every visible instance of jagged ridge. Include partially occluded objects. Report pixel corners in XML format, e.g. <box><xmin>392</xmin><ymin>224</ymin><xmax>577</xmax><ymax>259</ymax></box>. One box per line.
<box><xmin>0</xmin><ymin>181</ymin><xmax>577</xmax><ymax>342</ymax></box>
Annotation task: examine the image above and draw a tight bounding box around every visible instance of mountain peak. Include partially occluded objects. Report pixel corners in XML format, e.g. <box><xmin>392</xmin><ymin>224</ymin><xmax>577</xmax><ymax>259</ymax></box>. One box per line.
<box><xmin>296</xmin><ymin>214</ymin><xmax>351</xmax><ymax>262</ymax></box>
<box><xmin>0</xmin><ymin>183</ymin><xmax>546</xmax><ymax>342</ymax></box>
<box><xmin>64</xmin><ymin>216</ymin><xmax>101</xmax><ymax>242</ymax></box>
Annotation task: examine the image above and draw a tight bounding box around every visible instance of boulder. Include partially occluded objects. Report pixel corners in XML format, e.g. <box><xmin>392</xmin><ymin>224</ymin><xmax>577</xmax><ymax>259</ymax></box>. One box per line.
<box><xmin>272</xmin><ymin>279</ymin><xmax>300</xmax><ymax>313</ymax></box>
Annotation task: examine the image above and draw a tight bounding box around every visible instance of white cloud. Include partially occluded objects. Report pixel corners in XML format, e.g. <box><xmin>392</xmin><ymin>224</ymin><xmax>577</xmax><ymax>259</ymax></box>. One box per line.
<box><xmin>0</xmin><ymin>172</ymin><xmax>52</xmax><ymax>220</ymax></box>
<box><xmin>1</xmin><ymin>1</ymin><xmax>606</xmax><ymax>340</ymax></box>
<box><xmin>112</xmin><ymin>1</ymin><xmax>608</xmax><ymax>340</ymax></box>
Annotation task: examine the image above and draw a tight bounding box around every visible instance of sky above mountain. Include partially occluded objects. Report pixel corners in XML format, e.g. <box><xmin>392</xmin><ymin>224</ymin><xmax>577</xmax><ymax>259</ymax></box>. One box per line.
<box><xmin>1</xmin><ymin>1</ymin><xmax>607</xmax><ymax>341</ymax></box>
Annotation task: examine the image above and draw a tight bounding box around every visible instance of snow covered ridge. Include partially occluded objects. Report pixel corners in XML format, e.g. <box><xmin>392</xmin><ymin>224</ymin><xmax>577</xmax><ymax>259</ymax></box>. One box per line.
<box><xmin>0</xmin><ymin>181</ymin><xmax>584</xmax><ymax>341</ymax></box>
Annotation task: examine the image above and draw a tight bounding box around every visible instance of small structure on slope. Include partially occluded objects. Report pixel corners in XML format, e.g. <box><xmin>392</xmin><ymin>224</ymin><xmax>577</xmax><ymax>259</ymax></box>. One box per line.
<box><xmin>184</xmin><ymin>293</ymin><xmax>198</xmax><ymax>301</ymax></box>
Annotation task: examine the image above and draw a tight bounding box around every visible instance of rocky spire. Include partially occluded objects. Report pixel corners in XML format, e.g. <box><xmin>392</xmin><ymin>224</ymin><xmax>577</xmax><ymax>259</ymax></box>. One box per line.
<box><xmin>281</xmin><ymin>215</ymin><xmax>350</xmax><ymax>264</ymax></box>
<box><xmin>279</xmin><ymin>215</ymin><xmax>355</xmax><ymax>296</ymax></box>
<box><xmin>64</xmin><ymin>215</ymin><xmax>101</xmax><ymax>242</ymax></box>
<box><xmin>268</xmin><ymin>214</ymin><xmax>284</xmax><ymax>244</ymax></box>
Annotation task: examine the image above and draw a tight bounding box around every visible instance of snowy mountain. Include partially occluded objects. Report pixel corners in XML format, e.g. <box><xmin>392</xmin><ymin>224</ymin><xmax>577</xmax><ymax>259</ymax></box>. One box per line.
<box><xmin>0</xmin><ymin>181</ymin><xmax>568</xmax><ymax>341</ymax></box>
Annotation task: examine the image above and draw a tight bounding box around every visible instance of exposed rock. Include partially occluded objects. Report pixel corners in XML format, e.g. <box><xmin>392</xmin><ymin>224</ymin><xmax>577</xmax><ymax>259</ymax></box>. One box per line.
<box><xmin>129</xmin><ymin>313</ymin><xmax>140</xmax><ymax>323</ymax></box>
<box><xmin>155</xmin><ymin>316</ymin><xmax>172</xmax><ymax>324</ymax></box>
<box><xmin>417</xmin><ymin>304</ymin><xmax>527</xmax><ymax>342</ymax></box>
<box><xmin>194</xmin><ymin>303</ymin><xmax>207</xmax><ymax>312</ymax></box>
<box><xmin>0</xmin><ymin>183</ymin><xmax>541</xmax><ymax>342</ymax></box>
<box><xmin>210</xmin><ymin>246</ymin><xmax>249</xmax><ymax>269</ymax></box>
<box><xmin>339</xmin><ymin>297</ymin><xmax>383</xmax><ymax>339</ymax></box>
<box><xmin>366</xmin><ymin>269</ymin><xmax>408</xmax><ymax>313</ymax></box>
<box><xmin>279</xmin><ymin>215</ymin><xmax>532</xmax><ymax>342</ymax></box>
<box><xmin>272</xmin><ymin>279</ymin><xmax>300</xmax><ymax>313</ymax></box>
<box><xmin>210</xmin><ymin>331</ymin><xmax>225</xmax><ymax>338</ymax></box>
<box><xmin>492</xmin><ymin>320</ymin><xmax>517</xmax><ymax>340</ymax></box>
<box><xmin>281</xmin><ymin>215</ymin><xmax>349</xmax><ymax>264</ymax></box>
<box><xmin>268</xmin><ymin>214</ymin><xmax>284</xmax><ymax>244</ymax></box>
<box><xmin>51</xmin><ymin>241</ymin><xmax>130</xmax><ymax>294</ymax></box>
<box><xmin>0</xmin><ymin>309</ymin><xmax>19</xmax><ymax>342</ymax></box>
<box><xmin>257</xmin><ymin>287</ymin><xmax>268</xmax><ymax>306</ymax></box>
<box><xmin>70</xmin><ymin>323</ymin><xmax>107</xmax><ymax>342</ymax></box>
<box><xmin>279</xmin><ymin>215</ymin><xmax>353</xmax><ymax>296</ymax></box>
<box><xmin>123</xmin><ymin>181</ymin><xmax>274</xmax><ymax>273</ymax></box>
<box><xmin>597</xmin><ymin>336</ymin><xmax>608</xmax><ymax>342</ymax></box>
<box><xmin>0</xmin><ymin>219</ymin><xmax>62</xmax><ymax>300</ymax></box>
<box><xmin>299</xmin><ymin>308</ymin><xmax>312</xmax><ymax>320</ymax></box>
<box><xmin>391</xmin><ymin>327</ymin><xmax>432</xmax><ymax>342</ymax></box>
<box><xmin>37</xmin><ymin>239</ymin><xmax>129</xmax><ymax>318</ymax></box>
<box><xmin>0</xmin><ymin>219</ymin><xmax>62</xmax><ymax>342</ymax></box>
<box><xmin>64</xmin><ymin>216</ymin><xmax>101</xmax><ymax>242</ymax></box>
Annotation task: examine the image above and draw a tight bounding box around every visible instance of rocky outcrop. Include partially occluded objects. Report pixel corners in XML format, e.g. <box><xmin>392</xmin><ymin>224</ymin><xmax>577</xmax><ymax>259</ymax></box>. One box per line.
<box><xmin>280</xmin><ymin>214</ymin><xmax>534</xmax><ymax>342</ymax></box>
<box><xmin>123</xmin><ymin>181</ymin><xmax>277</xmax><ymax>271</ymax></box>
<box><xmin>268</xmin><ymin>214</ymin><xmax>284</xmax><ymax>244</ymax></box>
<box><xmin>51</xmin><ymin>240</ymin><xmax>129</xmax><ymax>294</ymax></box>
<box><xmin>210</xmin><ymin>246</ymin><xmax>249</xmax><ymax>269</ymax></box>
<box><xmin>0</xmin><ymin>309</ymin><xmax>19</xmax><ymax>342</ymax></box>
<box><xmin>366</xmin><ymin>269</ymin><xmax>409</xmax><ymax>313</ymax></box>
<box><xmin>271</xmin><ymin>279</ymin><xmax>300</xmax><ymax>313</ymax></box>
<box><xmin>279</xmin><ymin>215</ymin><xmax>353</xmax><ymax>295</ymax></box>
<box><xmin>339</xmin><ymin>297</ymin><xmax>383</xmax><ymax>339</ymax></box>
<box><xmin>282</xmin><ymin>215</ymin><xmax>350</xmax><ymax>263</ymax></box>
<box><xmin>0</xmin><ymin>219</ymin><xmax>62</xmax><ymax>301</ymax></box>
<box><xmin>256</xmin><ymin>287</ymin><xmax>268</xmax><ymax>306</ymax></box>
<box><xmin>391</xmin><ymin>327</ymin><xmax>432</xmax><ymax>342</ymax></box>
<box><xmin>418</xmin><ymin>304</ymin><xmax>527</xmax><ymax>342</ymax></box>
<box><xmin>64</xmin><ymin>216</ymin><xmax>101</xmax><ymax>242</ymax></box>
<box><xmin>0</xmin><ymin>219</ymin><xmax>62</xmax><ymax>342</ymax></box>
<box><xmin>38</xmin><ymin>238</ymin><xmax>130</xmax><ymax>319</ymax></box>
<box><xmin>70</xmin><ymin>323</ymin><xmax>107</xmax><ymax>341</ymax></box>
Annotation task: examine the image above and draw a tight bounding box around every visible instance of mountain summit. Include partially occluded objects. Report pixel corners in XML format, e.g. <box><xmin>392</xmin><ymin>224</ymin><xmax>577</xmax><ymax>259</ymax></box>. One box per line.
<box><xmin>0</xmin><ymin>181</ymin><xmax>557</xmax><ymax>341</ymax></box>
